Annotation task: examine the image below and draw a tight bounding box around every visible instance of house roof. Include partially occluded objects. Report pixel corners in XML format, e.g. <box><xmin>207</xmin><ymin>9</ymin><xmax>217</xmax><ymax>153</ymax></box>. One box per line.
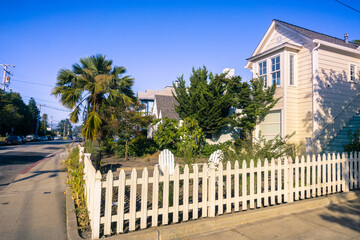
<box><xmin>155</xmin><ymin>95</ymin><xmax>179</xmax><ymax>120</ymax></box>
<box><xmin>137</xmin><ymin>86</ymin><xmax>175</xmax><ymax>101</ymax></box>
<box><xmin>275</xmin><ymin>19</ymin><xmax>359</xmax><ymax>50</ymax></box>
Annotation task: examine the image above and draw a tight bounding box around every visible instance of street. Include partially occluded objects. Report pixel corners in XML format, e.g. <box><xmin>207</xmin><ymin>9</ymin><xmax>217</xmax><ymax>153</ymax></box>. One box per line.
<box><xmin>0</xmin><ymin>140</ymin><xmax>72</xmax><ymax>191</ymax></box>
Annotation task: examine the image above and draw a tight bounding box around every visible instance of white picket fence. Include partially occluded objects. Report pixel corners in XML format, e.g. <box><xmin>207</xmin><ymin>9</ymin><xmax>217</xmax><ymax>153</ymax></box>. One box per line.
<box><xmin>78</xmin><ymin>146</ymin><xmax>360</xmax><ymax>239</ymax></box>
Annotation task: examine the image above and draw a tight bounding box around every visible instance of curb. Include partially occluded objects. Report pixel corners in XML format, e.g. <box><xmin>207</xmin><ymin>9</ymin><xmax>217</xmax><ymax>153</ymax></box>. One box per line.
<box><xmin>100</xmin><ymin>190</ymin><xmax>360</xmax><ymax>240</ymax></box>
<box><xmin>66</xmin><ymin>186</ymin><xmax>84</xmax><ymax>240</ymax></box>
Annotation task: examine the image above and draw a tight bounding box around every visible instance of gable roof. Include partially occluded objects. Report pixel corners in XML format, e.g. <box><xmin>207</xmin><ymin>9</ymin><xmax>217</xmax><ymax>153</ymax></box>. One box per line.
<box><xmin>275</xmin><ymin>19</ymin><xmax>359</xmax><ymax>50</ymax></box>
<box><xmin>137</xmin><ymin>86</ymin><xmax>175</xmax><ymax>101</ymax></box>
<box><xmin>155</xmin><ymin>95</ymin><xmax>179</xmax><ymax>120</ymax></box>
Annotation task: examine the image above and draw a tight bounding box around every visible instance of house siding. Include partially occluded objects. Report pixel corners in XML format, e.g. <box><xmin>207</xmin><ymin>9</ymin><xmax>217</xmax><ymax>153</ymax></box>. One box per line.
<box><xmin>264</xmin><ymin>27</ymin><xmax>305</xmax><ymax>52</ymax></box>
<box><xmin>295</xmin><ymin>43</ymin><xmax>314</xmax><ymax>147</ymax></box>
<box><xmin>316</xmin><ymin>46</ymin><xmax>360</xmax><ymax>130</ymax></box>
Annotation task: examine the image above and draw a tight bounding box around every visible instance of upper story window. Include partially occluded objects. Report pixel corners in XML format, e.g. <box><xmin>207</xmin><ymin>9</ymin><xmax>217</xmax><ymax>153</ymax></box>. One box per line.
<box><xmin>259</xmin><ymin>60</ymin><xmax>267</xmax><ymax>88</ymax></box>
<box><xmin>350</xmin><ymin>64</ymin><xmax>356</xmax><ymax>82</ymax></box>
<box><xmin>271</xmin><ymin>56</ymin><xmax>281</xmax><ymax>86</ymax></box>
<box><xmin>289</xmin><ymin>54</ymin><xmax>295</xmax><ymax>86</ymax></box>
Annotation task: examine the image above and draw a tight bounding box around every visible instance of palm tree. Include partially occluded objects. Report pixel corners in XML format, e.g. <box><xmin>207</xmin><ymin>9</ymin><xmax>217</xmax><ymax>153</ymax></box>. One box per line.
<box><xmin>52</xmin><ymin>54</ymin><xmax>134</xmax><ymax>141</ymax></box>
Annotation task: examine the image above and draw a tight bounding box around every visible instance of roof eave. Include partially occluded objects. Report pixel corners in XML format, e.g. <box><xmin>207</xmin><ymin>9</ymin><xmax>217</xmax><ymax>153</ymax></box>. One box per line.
<box><xmin>313</xmin><ymin>39</ymin><xmax>360</xmax><ymax>55</ymax></box>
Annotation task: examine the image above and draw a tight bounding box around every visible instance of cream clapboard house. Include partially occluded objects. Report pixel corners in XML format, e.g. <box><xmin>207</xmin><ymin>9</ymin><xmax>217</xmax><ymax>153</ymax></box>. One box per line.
<box><xmin>246</xmin><ymin>19</ymin><xmax>360</xmax><ymax>154</ymax></box>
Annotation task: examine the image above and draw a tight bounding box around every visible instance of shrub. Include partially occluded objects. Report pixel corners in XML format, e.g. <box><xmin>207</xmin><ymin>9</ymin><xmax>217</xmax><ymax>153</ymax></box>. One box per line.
<box><xmin>63</xmin><ymin>147</ymin><xmax>89</xmax><ymax>231</ymax></box>
<box><xmin>343</xmin><ymin>129</ymin><xmax>360</xmax><ymax>153</ymax></box>
<box><xmin>114</xmin><ymin>136</ymin><xmax>158</xmax><ymax>158</ymax></box>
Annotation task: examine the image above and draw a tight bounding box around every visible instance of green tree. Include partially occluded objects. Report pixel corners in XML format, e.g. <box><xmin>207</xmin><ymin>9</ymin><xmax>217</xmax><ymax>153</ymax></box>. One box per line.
<box><xmin>52</xmin><ymin>54</ymin><xmax>134</xmax><ymax>143</ymax></box>
<box><xmin>28</xmin><ymin>98</ymin><xmax>39</xmax><ymax>134</ymax></box>
<box><xmin>104</xmin><ymin>99</ymin><xmax>153</xmax><ymax>160</ymax></box>
<box><xmin>57</xmin><ymin>119</ymin><xmax>72</xmax><ymax>137</ymax></box>
<box><xmin>153</xmin><ymin>118</ymin><xmax>179</xmax><ymax>151</ymax></box>
<box><xmin>173</xmin><ymin>67</ymin><xmax>232</xmax><ymax>136</ymax></box>
<box><xmin>0</xmin><ymin>91</ymin><xmax>34</xmax><ymax>136</ymax></box>
<box><xmin>177</xmin><ymin>117</ymin><xmax>204</xmax><ymax>164</ymax></box>
<box><xmin>229</xmin><ymin>77</ymin><xmax>279</xmax><ymax>140</ymax></box>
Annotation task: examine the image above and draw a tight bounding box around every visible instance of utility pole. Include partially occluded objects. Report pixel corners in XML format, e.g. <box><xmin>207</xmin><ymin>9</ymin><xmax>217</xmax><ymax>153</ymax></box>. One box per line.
<box><xmin>1</xmin><ymin>64</ymin><xmax>15</xmax><ymax>91</ymax></box>
<box><xmin>35</xmin><ymin>104</ymin><xmax>44</xmax><ymax>135</ymax></box>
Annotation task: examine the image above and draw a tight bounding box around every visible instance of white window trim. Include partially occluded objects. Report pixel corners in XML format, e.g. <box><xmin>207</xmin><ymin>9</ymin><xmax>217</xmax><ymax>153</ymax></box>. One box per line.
<box><xmin>288</xmin><ymin>53</ymin><xmax>297</xmax><ymax>87</ymax></box>
<box><xmin>270</xmin><ymin>54</ymin><xmax>281</xmax><ymax>86</ymax></box>
<box><xmin>349</xmin><ymin>63</ymin><xmax>357</xmax><ymax>82</ymax></box>
<box><xmin>258</xmin><ymin>60</ymin><xmax>268</xmax><ymax>87</ymax></box>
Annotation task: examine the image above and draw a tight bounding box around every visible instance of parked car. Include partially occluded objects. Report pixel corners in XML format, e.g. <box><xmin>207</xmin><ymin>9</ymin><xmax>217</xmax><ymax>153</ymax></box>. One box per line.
<box><xmin>20</xmin><ymin>136</ymin><xmax>26</xmax><ymax>144</ymax></box>
<box><xmin>47</xmin><ymin>136</ymin><xmax>54</xmax><ymax>140</ymax></box>
<box><xmin>54</xmin><ymin>136</ymin><xmax>62</xmax><ymax>140</ymax></box>
<box><xmin>4</xmin><ymin>136</ymin><xmax>22</xmax><ymax>145</ymax></box>
<box><xmin>40</xmin><ymin>136</ymin><xmax>48</xmax><ymax>141</ymax></box>
<box><xmin>34</xmin><ymin>135</ymin><xmax>40</xmax><ymax>141</ymax></box>
<box><xmin>26</xmin><ymin>135</ymin><xmax>34</xmax><ymax>142</ymax></box>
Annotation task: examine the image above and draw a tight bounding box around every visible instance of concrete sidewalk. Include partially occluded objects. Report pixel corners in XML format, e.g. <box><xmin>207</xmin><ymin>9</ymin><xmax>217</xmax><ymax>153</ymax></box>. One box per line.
<box><xmin>0</xmin><ymin>149</ymin><xmax>67</xmax><ymax>240</ymax></box>
<box><xmin>183</xmin><ymin>199</ymin><xmax>360</xmax><ymax>240</ymax></box>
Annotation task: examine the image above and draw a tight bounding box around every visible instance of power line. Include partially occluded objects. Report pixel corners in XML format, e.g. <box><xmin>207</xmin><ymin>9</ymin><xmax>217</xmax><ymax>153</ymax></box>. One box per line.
<box><xmin>22</xmin><ymin>95</ymin><xmax>59</xmax><ymax>104</ymax></box>
<box><xmin>11</xmin><ymin>78</ymin><xmax>54</xmax><ymax>87</ymax></box>
<box><xmin>335</xmin><ymin>0</ymin><xmax>360</xmax><ymax>13</ymax></box>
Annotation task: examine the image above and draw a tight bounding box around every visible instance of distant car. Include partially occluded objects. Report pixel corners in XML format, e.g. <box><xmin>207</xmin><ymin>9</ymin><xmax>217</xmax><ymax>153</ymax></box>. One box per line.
<box><xmin>40</xmin><ymin>136</ymin><xmax>48</xmax><ymax>141</ymax></box>
<box><xmin>20</xmin><ymin>136</ymin><xmax>26</xmax><ymax>144</ymax></box>
<box><xmin>4</xmin><ymin>136</ymin><xmax>22</xmax><ymax>145</ymax></box>
<box><xmin>54</xmin><ymin>136</ymin><xmax>62</xmax><ymax>140</ymax></box>
<box><xmin>34</xmin><ymin>135</ymin><xmax>41</xmax><ymax>141</ymax></box>
<box><xmin>26</xmin><ymin>135</ymin><xmax>34</xmax><ymax>142</ymax></box>
<box><xmin>47</xmin><ymin>136</ymin><xmax>54</xmax><ymax>140</ymax></box>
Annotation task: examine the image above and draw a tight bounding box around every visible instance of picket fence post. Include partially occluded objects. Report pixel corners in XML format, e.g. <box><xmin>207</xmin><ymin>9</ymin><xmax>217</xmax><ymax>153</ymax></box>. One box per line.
<box><xmin>92</xmin><ymin>170</ymin><xmax>102</xmax><ymax>239</ymax></box>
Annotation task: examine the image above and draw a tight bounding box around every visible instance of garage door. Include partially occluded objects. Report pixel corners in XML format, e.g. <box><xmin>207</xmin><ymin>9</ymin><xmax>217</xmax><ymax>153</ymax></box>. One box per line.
<box><xmin>258</xmin><ymin>110</ymin><xmax>281</xmax><ymax>140</ymax></box>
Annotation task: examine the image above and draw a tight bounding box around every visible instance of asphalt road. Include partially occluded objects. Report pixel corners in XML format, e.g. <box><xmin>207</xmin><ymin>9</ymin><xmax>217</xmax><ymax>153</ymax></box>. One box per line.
<box><xmin>0</xmin><ymin>140</ymin><xmax>72</xmax><ymax>191</ymax></box>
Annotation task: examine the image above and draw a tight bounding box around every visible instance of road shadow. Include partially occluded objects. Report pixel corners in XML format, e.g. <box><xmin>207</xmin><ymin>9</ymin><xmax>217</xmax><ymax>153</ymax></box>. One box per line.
<box><xmin>319</xmin><ymin>192</ymin><xmax>360</xmax><ymax>233</ymax></box>
<box><xmin>11</xmin><ymin>170</ymin><xmax>64</xmax><ymax>183</ymax></box>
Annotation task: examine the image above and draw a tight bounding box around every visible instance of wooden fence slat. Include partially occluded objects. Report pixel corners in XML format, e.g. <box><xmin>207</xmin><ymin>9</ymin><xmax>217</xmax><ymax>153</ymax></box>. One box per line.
<box><xmin>317</xmin><ymin>154</ymin><xmax>322</xmax><ymax>196</ymax></box>
<box><xmin>92</xmin><ymin>171</ymin><xmax>102</xmax><ymax>239</ymax></box>
<box><xmin>306</xmin><ymin>155</ymin><xmax>311</xmax><ymax>198</ymax></box>
<box><xmin>226</xmin><ymin>161</ymin><xmax>232</xmax><ymax>213</ymax></box>
<box><xmin>326</xmin><ymin>153</ymin><xmax>331</xmax><ymax>194</ymax></box>
<box><xmin>257</xmin><ymin>159</ymin><xmax>262</xmax><ymax>208</ymax></box>
<box><xmin>129</xmin><ymin>169</ymin><xmax>137</xmax><ymax>231</ymax></box>
<box><xmin>356</xmin><ymin>153</ymin><xmax>359</xmax><ymax>189</ymax></box>
<box><xmin>152</xmin><ymin>166</ymin><xmax>159</xmax><ymax>227</ymax></box>
<box><xmin>104</xmin><ymin>170</ymin><xmax>113</xmax><ymax>235</ymax></box>
<box><xmin>218</xmin><ymin>162</ymin><xmax>224</xmax><ymax>215</ymax></box>
<box><xmin>350</xmin><ymin>153</ymin><xmax>354</xmax><ymax>190</ymax></box>
<box><xmin>277</xmin><ymin>157</ymin><xmax>282</xmax><ymax>204</ymax></box>
<box><xmin>242</xmin><ymin>160</ymin><xmax>247</xmax><ymax>210</ymax></box>
<box><xmin>264</xmin><ymin>159</ymin><xmax>269</xmax><ymax>206</ymax></box>
<box><xmin>288</xmin><ymin>157</ymin><xmax>294</xmax><ymax>203</ymax></box>
<box><xmin>337</xmin><ymin>153</ymin><xmax>341</xmax><ymax>193</ymax></box>
<box><xmin>234</xmin><ymin>161</ymin><xmax>240</xmax><ymax>212</ymax></box>
<box><xmin>331</xmin><ymin>153</ymin><xmax>336</xmax><ymax>193</ymax></box>
<box><xmin>173</xmin><ymin>165</ymin><xmax>180</xmax><ymax>223</ymax></box>
<box><xmin>163</xmin><ymin>166</ymin><xmax>170</xmax><ymax>225</ymax></box>
<box><xmin>344</xmin><ymin>153</ymin><xmax>350</xmax><ymax>192</ymax></box>
<box><xmin>284</xmin><ymin>156</ymin><xmax>289</xmax><ymax>203</ymax></box>
<box><xmin>311</xmin><ymin>155</ymin><xmax>316</xmax><ymax>197</ymax></box>
<box><xmin>300</xmin><ymin>156</ymin><xmax>305</xmax><ymax>200</ymax></box>
<box><xmin>183</xmin><ymin>165</ymin><xmax>190</xmax><ymax>221</ymax></box>
<box><xmin>202</xmin><ymin>164</ymin><xmax>208</xmax><ymax>218</ymax></box>
<box><xmin>250</xmin><ymin>160</ymin><xmax>255</xmax><ymax>209</ymax></box>
<box><xmin>208</xmin><ymin>163</ymin><xmax>216</xmax><ymax>217</ymax></box>
<box><xmin>140</xmin><ymin>168</ymin><xmax>149</xmax><ymax>229</ymax></box>
<box><xmin>193</xmin><ymin>164</ymin><xmax>199</xmax><ymax>219</ymax></box>
<box><xmin>322</xmin><ymin>154</ymin><xmax>327</xmax><ymax>195</ymax></box>
<box><xmin>270</xmin><ymin>158</ymin><xmax>275</xmax><ymax>205</ymax></box>
<box><xmin>117</xmin><ymin>170</ymin><xmax>125</xmax><ymax>233</ymax></box>
<box><xmin>295</xmin><ymin>156</ymin><xmax>299</xmax><ymax>201</ymax></box>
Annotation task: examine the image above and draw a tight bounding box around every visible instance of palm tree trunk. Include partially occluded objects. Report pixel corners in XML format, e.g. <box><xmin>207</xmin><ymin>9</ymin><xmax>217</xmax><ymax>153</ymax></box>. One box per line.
<box><xmin>125</xmin><ymin>140</ymin><xmax>129</xmax><ymax>161</ymax></box>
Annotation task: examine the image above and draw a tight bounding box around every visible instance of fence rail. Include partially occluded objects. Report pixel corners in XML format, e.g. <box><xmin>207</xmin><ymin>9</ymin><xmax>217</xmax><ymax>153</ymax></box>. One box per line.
<box><xmin>78</xmin><ymin>146</ymin><xmax>360</xmax><ymax>239</ymax></box>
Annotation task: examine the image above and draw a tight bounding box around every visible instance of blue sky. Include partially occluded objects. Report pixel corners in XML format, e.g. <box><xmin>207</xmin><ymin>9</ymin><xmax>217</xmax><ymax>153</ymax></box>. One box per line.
<box><xmin>1</xmin><ymin>0</ymin><xmax>359</xmax><ymax>126</ymax></box>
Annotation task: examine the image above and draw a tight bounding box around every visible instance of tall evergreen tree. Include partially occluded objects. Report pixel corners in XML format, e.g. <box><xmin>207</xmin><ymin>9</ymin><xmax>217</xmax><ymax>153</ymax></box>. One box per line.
<box><xmin>28</xmin><ymin>98</ymin><xmax>40</xmax><ymax>134</ymax></box>
<box><xmin>173</xmin><ymin>67</ymin><xmax>232</xmax><ymax>136</ymax></box>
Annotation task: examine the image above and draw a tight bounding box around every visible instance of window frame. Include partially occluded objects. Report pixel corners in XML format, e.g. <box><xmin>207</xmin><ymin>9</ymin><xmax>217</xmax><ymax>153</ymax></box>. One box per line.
<box><xmin>271</xmin><ymin>55</ymin><xmax>281</xmax><ymax>86</ymax></box>
<box><xmin>350</xmin><ymin>63</ymin><xmax>357</xmax><ymax>82</ymax></box>
<box><xmin>258</xmin><ymin>60</ymin><xmax>268</xmax><ymax>88</ymax></box>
